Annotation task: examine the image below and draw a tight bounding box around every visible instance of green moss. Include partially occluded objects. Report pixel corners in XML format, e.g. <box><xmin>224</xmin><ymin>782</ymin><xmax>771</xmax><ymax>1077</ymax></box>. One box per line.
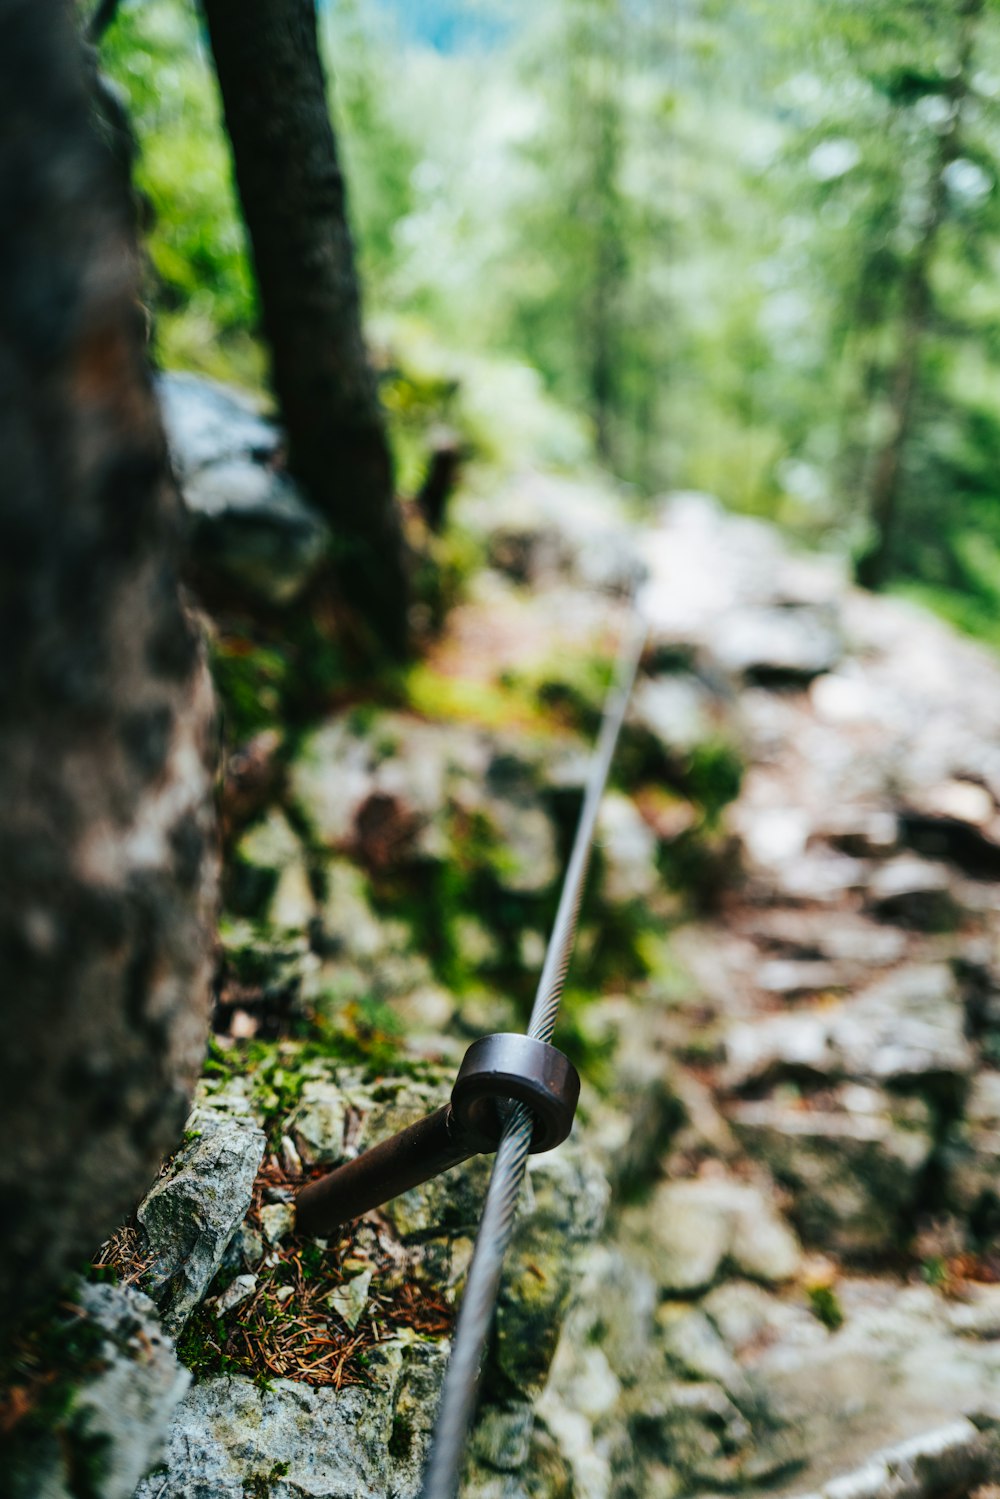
<box><xmin>388</xmin><ymin>1413</ymin><xmax>415</xmax><ymax>1461</ymax></box>
<box><xmin>245</xmin><ymin>1459</ymin><xmax>291</xmax><ymax>1498</ymax></box>
<box><xmin>684</xmin><ymin>738</ymin><xmax>744</xmax><ymax>823</ymax></box>
<box><xmin>806</xmin><ymin>1284</ymin><xmax>845</xmax><ymax>1331</ymax></box>
<box><xmin>404</xmin><ymin>663</ymin><xmax>539</xmax><ymax>730</ymax></box>
<box><xmin>211</xmin><ymin>638</ymin><xmax>291</xmax><ymax>745</ymax></box>
<box><xmin>176</xmin><ymin>1312</ymin><xmax>240</xmax><ymax>1381</ymax></box>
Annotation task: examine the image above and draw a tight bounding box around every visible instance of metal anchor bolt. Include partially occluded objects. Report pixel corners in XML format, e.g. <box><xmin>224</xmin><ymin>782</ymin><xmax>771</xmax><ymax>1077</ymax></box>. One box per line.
<box><xmin>294</xmin><ymin>1032</ymin><xmax>580</xmax><ymax>1238</ymax></box>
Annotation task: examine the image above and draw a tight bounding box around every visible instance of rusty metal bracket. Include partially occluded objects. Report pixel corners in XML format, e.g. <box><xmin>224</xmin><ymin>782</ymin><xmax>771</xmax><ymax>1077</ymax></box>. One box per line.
<box><xmin>294</xmin><ymin>1033</ymin><xmax>580</xmax><ymax>1238</ymax></box>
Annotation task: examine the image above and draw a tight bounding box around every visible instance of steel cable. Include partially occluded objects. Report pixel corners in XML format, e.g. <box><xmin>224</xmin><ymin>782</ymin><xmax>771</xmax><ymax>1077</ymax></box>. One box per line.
<box><xmin>419</xmin><ymin>606</ymin><xmax>648</xmax><ymax>1499</ymax></box>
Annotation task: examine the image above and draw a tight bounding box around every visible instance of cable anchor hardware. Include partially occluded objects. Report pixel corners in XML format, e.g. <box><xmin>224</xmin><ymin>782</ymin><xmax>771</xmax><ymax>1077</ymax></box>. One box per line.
<box><xmin>294</xmin><ymin>1033</ymin><xmax>580</xmax><ymax>1238</ymax></box>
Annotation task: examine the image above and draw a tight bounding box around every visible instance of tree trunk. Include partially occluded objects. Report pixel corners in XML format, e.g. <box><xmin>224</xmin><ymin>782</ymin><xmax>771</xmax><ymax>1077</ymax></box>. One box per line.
<box><xmin>0</xmin><ymin>0</ymin><xmax>217</xmax><ymax>1341</ymax></box>
<box><xmin>200</xmin><ymin>0</ymin><xmax>410</xmax><ymax>660</ymax></box>
<box><xmin>856</xmin><ymin>0</ymin><xmax>981</xmax><ymax>590</ymax></box>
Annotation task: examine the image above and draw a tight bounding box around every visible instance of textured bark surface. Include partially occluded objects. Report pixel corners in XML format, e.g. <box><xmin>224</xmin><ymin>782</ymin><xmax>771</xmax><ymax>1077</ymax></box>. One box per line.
<box><xmin>201</xmin><ymin>0</ymin><xmax>410</xmax><ymax>659</ymax></box>
<box><xmin>0</xmin><ymin>0</ymin><xmax>217</xmax><ymax>1340</ymax></box>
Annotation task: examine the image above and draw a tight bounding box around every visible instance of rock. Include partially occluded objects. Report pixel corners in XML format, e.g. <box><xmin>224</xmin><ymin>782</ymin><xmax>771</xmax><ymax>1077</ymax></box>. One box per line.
<box><xmin>315</xmin><ymin>859</ymin><xmax>389</xmax><ymax>959</ymax></box>
<box><xmin>755</xmin><ymin>958</ymin><xmax>847</xmax><ymax>997</ymax></box>
<box><xmin>158</xmin><ymin>373</ymin><xmax>332</xmax><ymax>606</ymax></box>
<box><xmin>183</xmin><ymin>460</ymin><xmax>330</xmax><ymax>606</ymax></box>
<box><xmin>231</xmin><ymin>810</ymin><xmax>314</xmax><ymax>928</ymax></box>
<box><xmin>737</xmin><ymin>1284</ymin><xmax>1000</xmax><ymax>1494</ymax></box>
<box><xmin>703</xmin><ymin>1278</ymin><xmax>826</xmax><ymax>1358</ymax></box>
<box><xmin>492</xmin><ymin>802</ymin><xmax>558</xmax><ymax>894</ymax></box>
<box><xmin>789</xmin><ymin>1418</ymin><xmax>999</xmax><ymax>1499</ymax></box>
<box><xmin>289</xmin><ymin>1078</ymin><xmax>347</xmax><ymax>1166</ymax></box>
<box><xmin>453</xmin><ymin>916</ymin><xmax>503</xmax><ymax>971</ymax></box>
<box><xmin>6</xmin><ymin>1281</ymin><xmax>190</xmax><ymax>1499</ymax></box>
<box><xmin>629</xmin><ymin>674</ymin><xmax>717</xmax><ymax>758</ymax></box>
<box><xmin>750</xmin><ymin>909</ymin><xmax>908</xmax><ymax>969</ymax></box>
<box><xmin>626</xmin><ymin>1378</ymin><xmax>762</xmax><ymax>1490</ymax></box>
<box><xmin>729</xmin><ymin>1087</ymin><xmax>934</xmax><ymax>1255</ymax></box>
<box><xmin>597</xmin><ymin>791</ymin><xmax>660</xmax><ymax>904</ymax></box>
<box><xmin>708</xmin><ymin>603</ymin><xmax>842</xmax><ymax>686</ymax></box>
<box><xmin>470</xmin><ymin>1401</ymin><xmax>536</xmax><ymax>1472</ymax></box>
<box><xmin>261</xmin><ymin>1202</ymin><xmax>296</xmax><ymax>1244</ymax></box>
<box><xmin>819</xmin><ymin>809</ymin><xmax>900</xmax><ymax>859</ymax></box>
<box><xmin>656</xmin><ymin>1304</ymin><xmax>749</xmax><ymax>1400</ymax></box>
<box><xmin>134</xmin><ymin>1339</ymin><xmax>449</xmax><ymax>1499</ymax></box>
<box><xmin>211</xmin><ymin>1273</ymin><xmax>258</xmax><ymax>1317</ymax></box>
<box><xmin>138</xmin><ymin>1110</ymin><xmax>266</xmax><ymax>1334</ymax></box>
<box><xmin>640</xmin><ymin>1176</ymin><xmax>801</xmax><ymax>1294</ymax></box>
<box><xmin>158</xmin><ymin>371</ymin><xmax>278</xmax><ymax>479</ymax></box>
<box><xmin>327</xmin><ymin>1269</ymin><xmax>372</xmax><ymax>1331</ymax></box>
<box><xmin>724</xmin><ymin>965</ymin><xmax>973</xmax><ymax>1091</ymax></box>
<box><xmin>223</xmin><ymin>1223</ymin><xmax>264</xmax><ymax>1271</ymax></box>
<box><xmin>491</xmin><ymin>1147</ymin><xmax>610</xmax><ymax>1398</ymax></box>
<box><xmin>290</xmin><ymin>712</ymin><xmax>489</xmax><ymax>870</ymax></box>
<box><xmin>837</xmin><ymin>965</ymin><xmax>973</xmax><ymax>1084</ymax></box>
<box><xmin>865</xmin><ymin>857</ymin><xmax>959</xmax><ymax>929</ymax></box>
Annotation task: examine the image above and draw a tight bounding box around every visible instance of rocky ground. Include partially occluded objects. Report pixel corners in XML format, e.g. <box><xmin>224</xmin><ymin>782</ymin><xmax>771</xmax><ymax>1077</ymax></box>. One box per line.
<box><xmin>10</xmin><ymin>375</ymin><xmax>1000</xmax><ymax>1499</ymax></box>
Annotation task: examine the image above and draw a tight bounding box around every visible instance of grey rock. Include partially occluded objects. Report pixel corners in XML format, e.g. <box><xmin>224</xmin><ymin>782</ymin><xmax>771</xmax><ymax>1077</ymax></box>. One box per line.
<box><xmin>138</xmin><ymin>1110</ymin><xmax>266</xmax><ymax>1334</ymax></box>
<box><xmin>289</xmin><ymin>1078</ymin><xmax>347</xmax><ymax>1166</ymax></box>
<box><xmin>945</xmin><ymin>1071</ymin><xmax>1000</xmax><ymax>1221</ymax></box>
<box><xmin>657</xmin><ymin>1303</ymin><xmax>750</xmax><ymax>1400</ymax></box>
<box><xmin>210</xmin><ymin>1274</ymin><xmax>258</xmax><ymax>1317</ymax></box>
<box><xmin>709</xmin><ymin>603</ymin><xmax>842</xmax><ymax>685</ymax></box>
<box><xmin>492</xmin><ymin>1147</ymin><xmax>610</xmax><ymax>1398</ymax></box>
<box><xmin>865</xmin><ymin>857</ymin><xmax>959</xmax><ymax>929</ymax></box>
<box><xmin>837</xmin><ymin>965</ymin><xmax>973</xmax><ymax>1084</ymax></box>
<box><xmin>261</xmin><ymin>1203</ymin><xmax>296</xmax><ymax>1244</ymax></box>
<box><xmin>797</xmin><ymin>1418</ymin><xmax>998</xmax><ymax>1499</ymax></box>
<box><xmin>158</xmin><ymin>371</ymin><xmax>278</xmax><ymax>480</ymax></box>
<box><xmin>597</xmin><ymin>791</ymin><xmax>660</xmax><ymax>904</ymax></box>
<box><xmin>7</xmin><ymin>1282</ymin><xmax>189</xmax><ymax>1499</ymax></box>
<box><xmin>158</xmin><ymin>372</ymin><xmax>331</xmax><ymax>606</ymax></box>
<box><xmin>819</xmin><ymin>809</ymin><xmax>900</xmax><ymax>860</ymax></box>
<box><xmin>627</xmin><ymin>1378</ymin><xmax>763</xmax><ymax>1489</ymax></box>
<box><xmin>629</xmin><ymin>674</ymin><xmax>717</xmax><ymax>758</ymax></box>
<box><xmin>724</xmin><ymin>965</ymin><xmax>973</xmax><ymax>1091</ymax></box>
<box><xmin>183</xmin><ymin>459</ymin><xmax>330</xmax><ymax>606</ymax></box>
<box><xmin>740</xmin><ymin>1284</ymin><xmax>1000</xmax><ymax>1494</ymax></box>
<box><xmin>730</xmin><ymin>1088</ymin><xmax>934</xmax><ymax>1255</ymax></box>
<box><xmin>641</xmin><ymin>1176</ymin><xmax>801</xmax><ymax>1294</ymax></box>
<box><xmin>756</xmin><ymin>958</ymin><xmax>847</xmax><ymax>997</ymax></box>
<box><xmin>471</xmin><ymin>1402</ymin><xmax>536</xmax><ymax>1472</ymax></box>
<box><xmin>327</xmin><ymin>1269</ymin><xmax>372</xmax><ymax>1331</ymax></box>
<box><xmin>134</xmin><ymin>1339</ymin><xmax>448</xmax><ymax>1499</ymax></box>
<box><xmin>231</xmin><ymin>810</ymin><xmax>315</xmax><ymax>929</ymax></box>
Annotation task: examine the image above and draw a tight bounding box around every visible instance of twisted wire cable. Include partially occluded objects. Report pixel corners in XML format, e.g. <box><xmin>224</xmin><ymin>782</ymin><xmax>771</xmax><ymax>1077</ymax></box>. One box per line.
<box><xmin>420</xmin><ymin>606</ymin><xmax>647</xmax><ymax>1499</ymax></box>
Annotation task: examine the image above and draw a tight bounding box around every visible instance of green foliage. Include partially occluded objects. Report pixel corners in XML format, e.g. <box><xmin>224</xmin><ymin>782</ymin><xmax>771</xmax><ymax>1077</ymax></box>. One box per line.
<box><xmin>806</xmin><ymin>1283</ymin><xmax>845</xmax><ymax>1331</ymax></box>
<box><xmin>98</xmin><ymin>0</ymin><xmax>1000</xmax><ymax>650</ymax></box>
<box><xmin>100</xmin><ymin>0</ymin><xmax>260</xmax><ymax>385</ymax></box>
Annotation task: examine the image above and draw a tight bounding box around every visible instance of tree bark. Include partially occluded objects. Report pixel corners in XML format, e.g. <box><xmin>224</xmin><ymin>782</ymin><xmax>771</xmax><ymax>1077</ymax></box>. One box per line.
<box><xmin>200</xmin><ymin>0</ymin><xmax>410</xmax><ymax>660</ymax></box>
<box><xmin>856</xmin><ymin>0</ymin><xmax>981</xmax><ymax>590</ymax></box>
<box><xmin>0</xmin><ymin>0</ymin><xmax>217</xmax><ymax>1340</ymax></box>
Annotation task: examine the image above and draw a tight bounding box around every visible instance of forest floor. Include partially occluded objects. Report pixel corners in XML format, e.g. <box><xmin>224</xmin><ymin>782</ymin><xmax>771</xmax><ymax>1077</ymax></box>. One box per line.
<box><xmin>11</xmin><ymin>376</ymin><xmax>1000</xmax><ymax>1499</ymax></box>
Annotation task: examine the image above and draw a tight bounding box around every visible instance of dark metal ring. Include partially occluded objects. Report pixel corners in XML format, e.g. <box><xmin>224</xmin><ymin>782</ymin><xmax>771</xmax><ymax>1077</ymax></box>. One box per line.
<box><xmin>451</xmin><ymin>1033</ymin><xmax>580</xmax><ymax>1155</ymax></box>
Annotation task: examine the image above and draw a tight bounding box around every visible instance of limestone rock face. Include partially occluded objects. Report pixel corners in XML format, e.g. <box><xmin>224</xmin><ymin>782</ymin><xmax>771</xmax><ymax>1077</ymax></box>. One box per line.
<box><xmin>639</xmin><ymin>1177</ymin><xmax>801</xmax><ymax>1294</ymax></box>
<box><xmin>138</xmin><ymin>1110</ymin><xmax>266</xmax><ymax>1333</ymax></box>
<box><xmin>7</xmin><ymin>1282</ymin><xmax>189</xmax><ymax>1499</ymax></box>
<box><xmin>133</xmin><ymin>1342</ymin><xmax>448</xmax><ymax>1499</ymax></box>
<box><xmin>159</xmin><ymin>371</ymin><xmax>331</xmax><ymax>606</ymax></box>
<box><xmin>730</xmin><ymin>1089</ymin><xmax>934</xmax><ymax>1254</ymax></box>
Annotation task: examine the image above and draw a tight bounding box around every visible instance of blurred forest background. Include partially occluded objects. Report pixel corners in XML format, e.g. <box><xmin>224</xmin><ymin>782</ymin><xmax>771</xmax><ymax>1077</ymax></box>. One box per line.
<box><xmin>105</xmin><ymin>0</ymin><xmax>1000</xmax><ymax>642</ymax></box>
